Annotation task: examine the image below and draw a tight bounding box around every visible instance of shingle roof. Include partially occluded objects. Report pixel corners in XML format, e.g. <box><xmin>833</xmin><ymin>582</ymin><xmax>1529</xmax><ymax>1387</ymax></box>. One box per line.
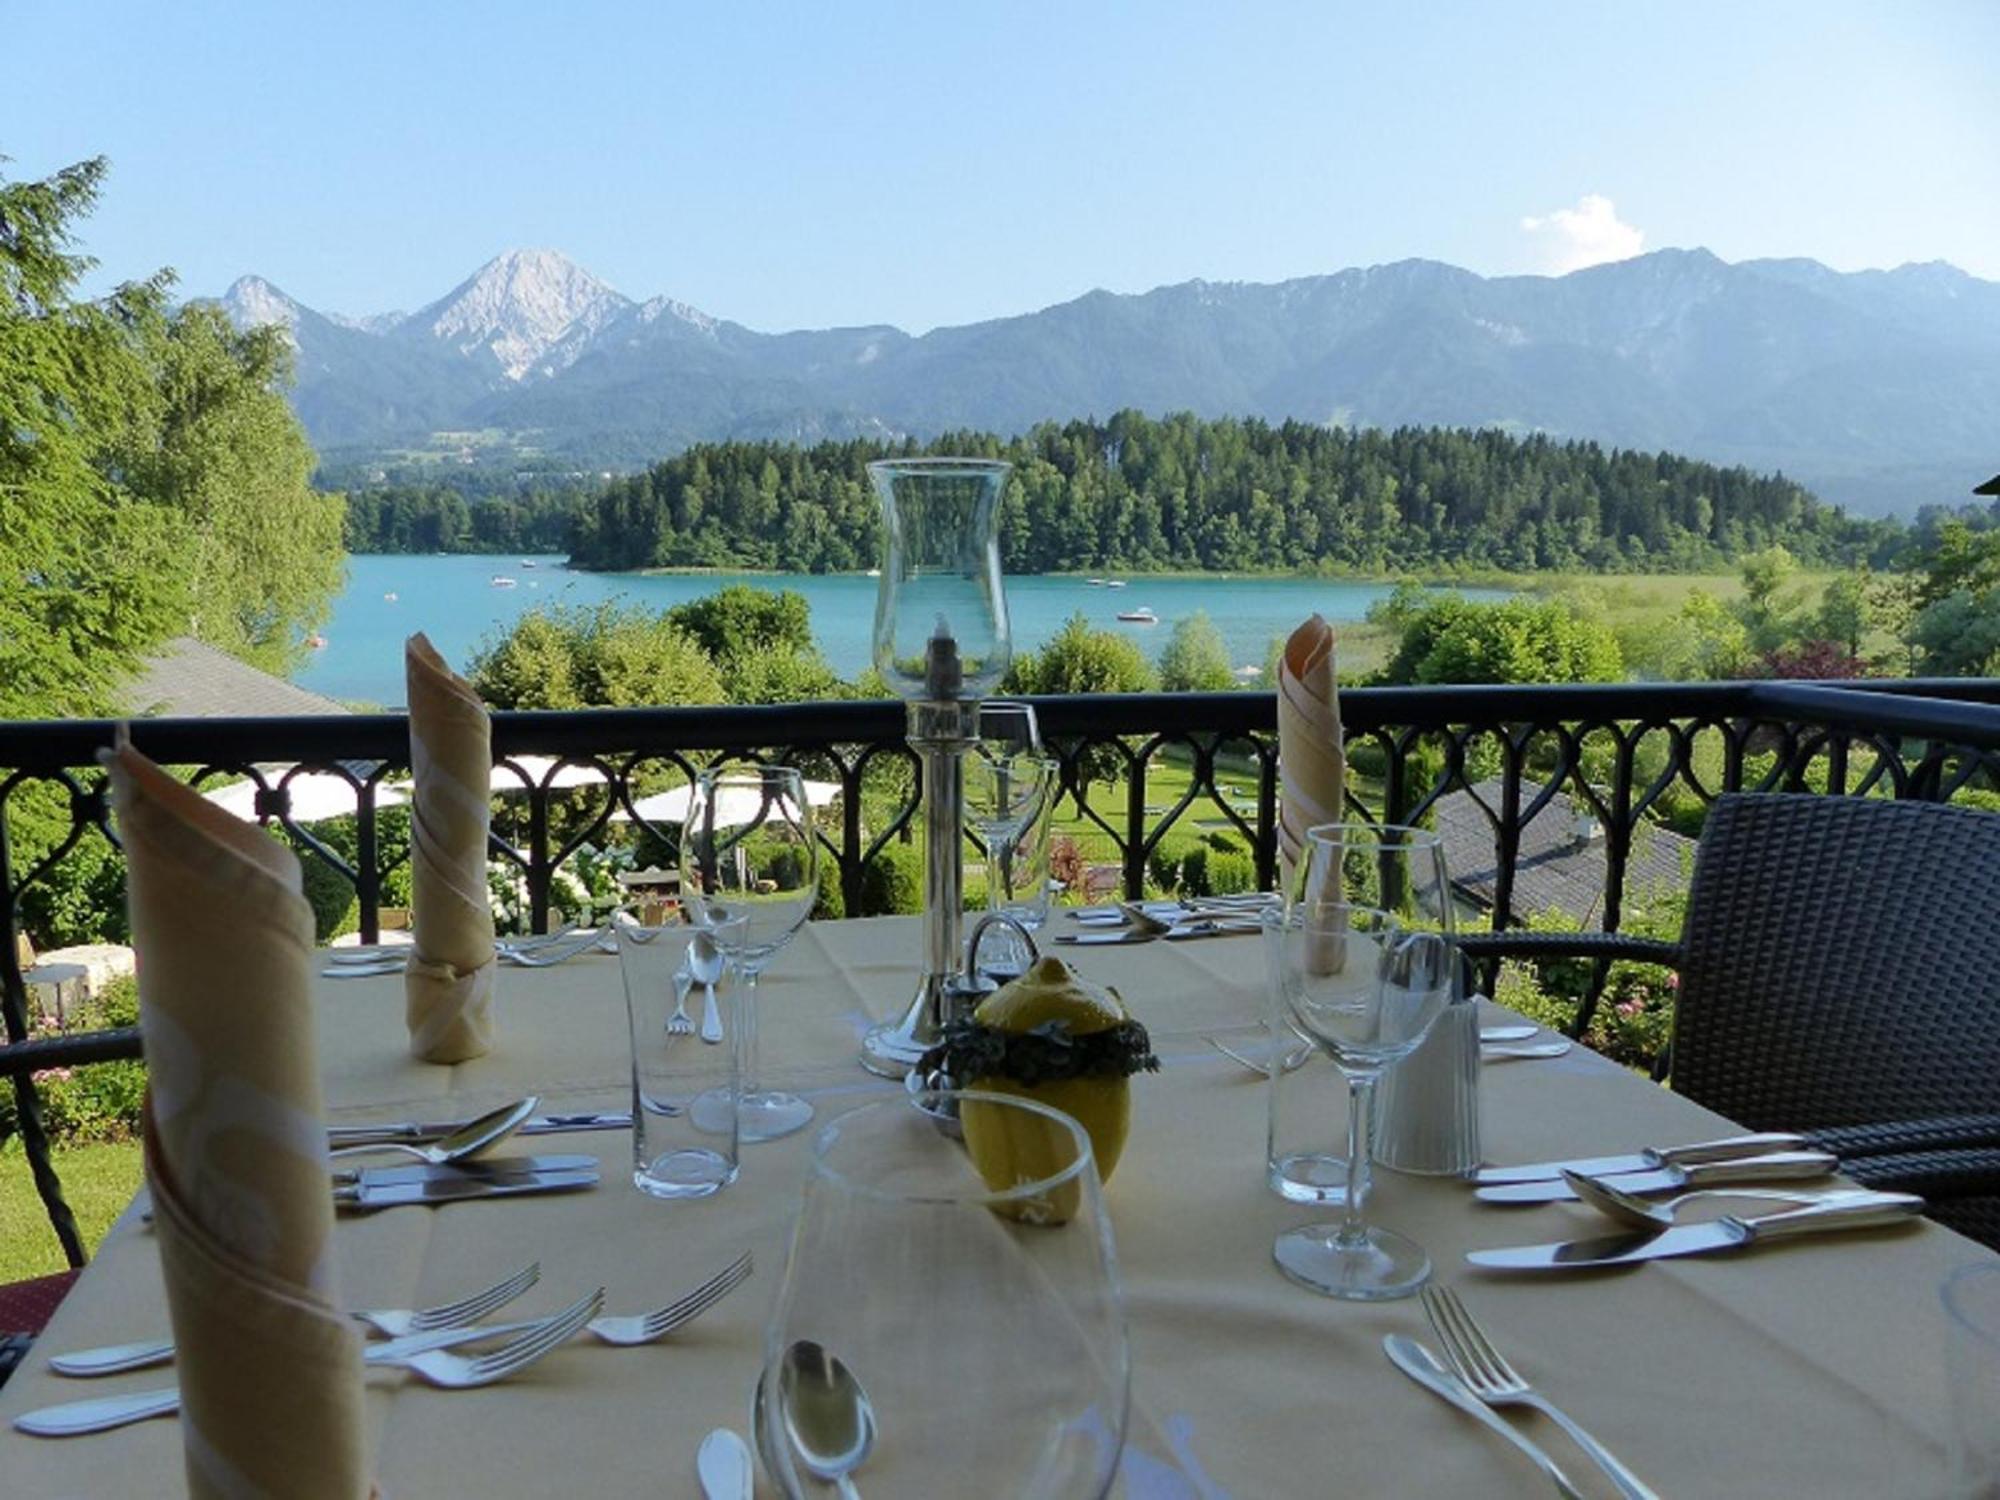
<box><xmin>1434</xmin><ymin>779</ymin><xmax>1693</xmax><ymax>929</ymax></box>
<box><xmin>1976</xmin><ymin>473</ymin><xmax>2000</xmax><ymax>497</ymax></box>
<box><xmin>121</xmin><ymin>637</ymin><xmax>349</xmax><ymax>719</ymax></box>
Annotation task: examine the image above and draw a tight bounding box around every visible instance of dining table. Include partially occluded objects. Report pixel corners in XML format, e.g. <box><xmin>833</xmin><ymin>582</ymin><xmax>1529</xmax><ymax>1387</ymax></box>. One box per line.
<box><xmin>2</xmin><ymin>913</ymin><xmax>1991</xmax><ymax>1497</ymax></box>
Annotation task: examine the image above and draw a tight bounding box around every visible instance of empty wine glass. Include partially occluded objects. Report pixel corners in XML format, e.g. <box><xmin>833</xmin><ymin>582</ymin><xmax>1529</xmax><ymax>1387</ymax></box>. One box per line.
<box><xmin>680</xmin><ymin>765</ymin><xmax>821</xmax><ymax>1143</ymax></box>
<box><xmin>1263</xmin><ymin>900</ymin><xmax>1453</xmax><ymax>1300</ymax></box>
<box><xmin>761</xmin><ymin>1092</ymin><xmax>1129</xmax><ymax>1498</ymax></box>
<box><xmin>964</xmin><ymin>752</ymin><xmax>1058</xmax><ymax>977</ymax></box>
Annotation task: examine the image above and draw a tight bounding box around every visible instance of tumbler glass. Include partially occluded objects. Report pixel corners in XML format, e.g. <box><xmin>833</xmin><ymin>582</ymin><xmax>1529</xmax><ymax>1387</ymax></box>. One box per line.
<box><xmin>616</xmin><ymin>913</ymin><xmax>744</xmax><ymax>1199</ymax></box>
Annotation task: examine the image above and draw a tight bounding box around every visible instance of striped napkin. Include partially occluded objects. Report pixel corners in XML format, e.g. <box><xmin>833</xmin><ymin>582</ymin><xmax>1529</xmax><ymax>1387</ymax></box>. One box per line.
<box><xmin>404</xmin><ymin>633</ymin><xmax>497</xmax><ymax>1062</ymax></box>
<box><xmin>105</xmin><ymin>739</ymin><xmax>370</xmax><ymax>1499</ymax></box>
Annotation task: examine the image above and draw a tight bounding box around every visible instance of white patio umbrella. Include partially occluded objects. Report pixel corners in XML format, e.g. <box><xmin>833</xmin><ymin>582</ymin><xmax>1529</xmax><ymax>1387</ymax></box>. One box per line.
<box><xmin>380</xmin><ymin>753</ymin><xmax>611</xmax><ymax>804</ymax></box>
<box><xmin>203</xmin><ymin>772</ymin><xmax>407</xmax><ymax>825</ymax></box>
<box><xmin>612</xmin><ymin>779</ymin><xmax>841</xmax><ymax>829</ymax></box>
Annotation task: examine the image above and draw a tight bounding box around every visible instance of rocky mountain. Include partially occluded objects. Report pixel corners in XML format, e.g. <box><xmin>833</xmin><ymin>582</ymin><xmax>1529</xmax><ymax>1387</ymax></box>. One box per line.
<box><xmin>216</xmin><ymin>248</ymin><xmax>2000</xmax><ymax>514</ymax></box>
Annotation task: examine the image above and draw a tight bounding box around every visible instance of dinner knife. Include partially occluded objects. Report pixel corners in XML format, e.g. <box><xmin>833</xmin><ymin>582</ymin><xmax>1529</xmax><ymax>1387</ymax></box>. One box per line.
<box><xmin>1472</xmin><ymin>1131</ymin><xmax>1809</xmax><ymax>1185</ymax></box>
<box><xmin>1056</xmin><ymin>919</ymin><xmax>1260</xmax><ymax>945</ymax></box>
<box><xmin>325</xmin><ymin>1111</ymin><xmax>632</xmax><ymax>1147</ymax></box>
<box><xmin>1382</xmin><ymin>1336</ymin><xmax>1585</xmax><ymax>1499</ymax></box>
<box><xmin>698</xmin><ymin>1427</ymin><xmax>755</xmax><ymax>1500</ymax></box>
<box><xmin>330</xmin><ymin>1154</ymin><xmax>600</xmax><ymax>1188</ymax></box>
<box><xmin>1475</xmin><ymin>1149</ymin><xmax>1838</xmax><ymax>1204</ymax></box>
<box><xmin>1466</xmin><ymin>1190</ymin><xmax>1925</xmax><ymax>1270</ymax></box>
<box><xmin>334</xmin><ymin>1168</ymin><xmax>598</xmax><ymax>1211</ymax></box>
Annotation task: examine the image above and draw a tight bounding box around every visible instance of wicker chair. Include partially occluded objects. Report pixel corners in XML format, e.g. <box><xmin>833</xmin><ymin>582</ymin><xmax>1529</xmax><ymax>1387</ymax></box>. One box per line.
<box><xmin>1460</xmin><ymin>792</ymin><xmax>2000</xmax><ymax>1246</ymax></box>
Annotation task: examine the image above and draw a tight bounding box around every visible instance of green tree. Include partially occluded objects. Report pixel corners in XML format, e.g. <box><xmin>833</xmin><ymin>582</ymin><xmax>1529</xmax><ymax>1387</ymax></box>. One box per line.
<box><xmin>471</xmin><ymin>604</ymin><xmax>725</xmax><ymax>708</ymax></box>
<box><xmin>1157</xmin><ymin>610</ymin><xmax>1236</xmax><ymax>692</ymax></box>
<box><xmin>1381</xmin><ymin>597</ymin><xmax>1624</xmax><ymax>686</ymax></box>
<box><xmin>1647</xmin><ymin>589</ymin><xmax>1751</xmax><ymax>681</ymax></box>
<box><xmin>665</xmin><ymin>584</ymin><xmax>815</xmax><ymax>662</ymax></box>
<box><xmin>1814</xmin><ymin>571</ymin><xmax>1872</xmax><ymax>659</ymax></box>
<box><xmin>1004</xmin><ymin>613</ymin><xmax>1159</xmax><ymax>696</ymax></box>
<box><xmin>117</xmin><ymin>303</ymin><xmax>345</xmax><ymax>675</ymax></box>
<box><xmin>1734</xmin><ymin>545</ymin><xmax>1808</xmax><ymax>652</ymax></box>
<box><xmin>0</xmin><ymin>156</ymin><xmax>190</xmax><ymax>718</ymax></box>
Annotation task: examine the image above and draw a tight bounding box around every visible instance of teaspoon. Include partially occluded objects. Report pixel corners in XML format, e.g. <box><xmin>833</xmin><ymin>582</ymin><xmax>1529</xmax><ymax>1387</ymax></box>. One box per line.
<box><xmin>778</xmin><ymin>1340</ymin><xmax>878</xmax><ymax>1499</ymax></box>
<box><xmin>326</xmin><ymin>1095</ymin><xmax>538</xmax><ymax>1166</ymax></box>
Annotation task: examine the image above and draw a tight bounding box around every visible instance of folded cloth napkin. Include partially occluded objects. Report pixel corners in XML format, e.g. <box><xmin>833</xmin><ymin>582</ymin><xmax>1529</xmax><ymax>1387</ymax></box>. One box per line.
<box><xmin>106</xmin><ymin>739</ymin><xmax>370</xmax><ymax>1500</ymax></box>
<box><xmin>404</xmin><ymin>632</ymin><xmax>497</xmax><ymax>1063</ymax></box>
<box><xmin>1277</xmin><ymin>613</ymin><xmax>1345</xmax><ymax>891</ymax></box>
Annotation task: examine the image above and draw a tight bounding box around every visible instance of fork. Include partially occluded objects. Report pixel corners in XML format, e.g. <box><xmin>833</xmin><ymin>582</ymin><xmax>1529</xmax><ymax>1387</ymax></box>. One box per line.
<box><xmin>665</xmin><ymin>966</ymin><xmax>696</xmax><ymax>1036</ymax></box>
<box><xmin>1422</xmin><ymin>1285</ymin><xmax>1660</xmax><ymax>1500</ymax></box>
<box><xmin>48</xmin><ymin>1263</ymin><xmax>546</xmax><ymax>1376</ymax></box>
<box><xmin>355</xmin><ymin>1261</ymin><xmax>543</xmax><ymax>1337</ymax></box>
<box><xmin>586</xmin><ymin>1251</ymin><xmax>752</xmax><ymax>1345</ymax></box>
<box><xmin>14</xmin><ymin>1289</ymin><xmax>606</xmax><ymax>1437</ymax></box>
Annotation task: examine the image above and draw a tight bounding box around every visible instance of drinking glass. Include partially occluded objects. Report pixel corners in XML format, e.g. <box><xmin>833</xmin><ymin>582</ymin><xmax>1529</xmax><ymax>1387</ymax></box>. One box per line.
<box><xmin>761</xmin><ymin>1092</ymin><xmax>1129</xmax><ymax>1498</ymax></box>
<box><xmin>615</xmin><ymin>912</ymin><xmax>743</xmax><ymax>1199</ymax></box>
<box><xmin>965</xmin><ymin>752</ymin><xmax>1059</xmax><ymax>978</ymax></box>
<box><xmin>1263</xmin><ymin>901</ymin><xmax>1453</xmax><ymax>1299</ymax></box>
<box><xmin>680</xmin><ymin>766</ymin><xmax>821</xmax><ymax>1143</ymax></box>
<box><xmin>1944</xmin><ymin>1262</ymin><xmax>2000</xmax><ymax>1496</ymax></box>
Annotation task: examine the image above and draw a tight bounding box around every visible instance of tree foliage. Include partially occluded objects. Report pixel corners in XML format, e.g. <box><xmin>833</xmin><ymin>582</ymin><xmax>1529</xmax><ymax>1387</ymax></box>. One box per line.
<box><xmin>1157</xmin><ymin>610</ymin><xmax>1236</xmax><ymax>692</ymax></box>
<box><xmin>1003</xmin><ymin>613</ymin><xmax>1159</xmax><ymax>696</ymax></box>
<box><xmin>469</xmin><ymin>603</ymin><xmax>726</xmax><ymax>709</ymax></box>
<box><xmin>1377</xmin><ymin>593</ymin><xmax>1625</xmax><ymax>686</ymax></box>
<box><xmin>0</xmin><ymin>155</ymin><xmax>340</xmax><ymax>714</ymax></box>
<box><xmin>568</xmin><ymin>414</ymin><xmax>1888</xmax><ymax>577</ymax></box>
<box><xmin>343</xmin><ymin>484</ymin><xmax>581</xmax><ymax>554</ymax></box>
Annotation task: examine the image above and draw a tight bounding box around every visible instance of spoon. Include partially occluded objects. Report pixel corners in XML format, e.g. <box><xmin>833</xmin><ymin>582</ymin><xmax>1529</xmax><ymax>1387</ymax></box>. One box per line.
<box><xmin>778</xmin><ymin>1340</ymin><xmax>878</xmax><ymax>1500</ymax></box>
<box><xmin>1560</xmin><ymin>1167</ymin><xmax>1868</xmax><ymax>1232</ymax></box>
<box><xmin>689</xmin><ymin>931</ymin><xmax>728</xmax><ymax>1044</ymax></box>
<box><xmin>326</xmin><ymin>1095</ymin><xmax>538</xmax><ymax>1165</ymax></box>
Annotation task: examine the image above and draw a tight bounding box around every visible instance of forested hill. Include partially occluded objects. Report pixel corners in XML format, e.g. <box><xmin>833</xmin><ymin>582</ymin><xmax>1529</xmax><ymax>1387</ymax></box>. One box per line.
<box><xmin>565</xmin><ymin>413</ymin><xmax>1891</xmax><ymax>575</ymax></box>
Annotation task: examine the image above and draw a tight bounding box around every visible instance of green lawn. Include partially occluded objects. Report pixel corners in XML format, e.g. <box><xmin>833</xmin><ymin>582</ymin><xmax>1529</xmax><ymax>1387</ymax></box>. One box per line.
<box><xmin>1</xmin><ymin>1137</ymin><xmax>144</xmax><ymax>1281</ymax></box>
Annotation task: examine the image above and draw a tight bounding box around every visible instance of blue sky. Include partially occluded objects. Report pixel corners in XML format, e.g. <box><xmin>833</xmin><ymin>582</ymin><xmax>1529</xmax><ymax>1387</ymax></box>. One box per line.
<box><xmin>9</xmin><ymin>1</ymin><xmax>1998</xmax><ymax>332</ymax></box>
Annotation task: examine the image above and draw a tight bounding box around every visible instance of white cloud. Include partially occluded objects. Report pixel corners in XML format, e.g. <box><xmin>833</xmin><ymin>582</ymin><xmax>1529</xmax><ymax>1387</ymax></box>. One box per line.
<box><xmin>1520</xmin><ymin>194</ymin><xmax>1646</xmax><ymax>274</ymax></box>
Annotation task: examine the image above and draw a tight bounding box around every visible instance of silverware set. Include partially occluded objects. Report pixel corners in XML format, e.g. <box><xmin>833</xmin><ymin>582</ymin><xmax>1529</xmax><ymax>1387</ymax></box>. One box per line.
<box><xmin>1056</xmin><ymin>895</ymin><xmax>1275</xmax><ymax>944</ymax></box>
<box><xmin>321</xmin><ymin>923</ymin><xmax>617</xmax><ymax>978</ymax></box>
<box><xmin>1206</xmin><ymin>1024</ymin><xmax>1569</xmax><ymax>1074</ymax></box>
<box><xmin>18</xmin><ymin>1254</ymin><xmax>754</xmax><ymax>1438</ymax></box>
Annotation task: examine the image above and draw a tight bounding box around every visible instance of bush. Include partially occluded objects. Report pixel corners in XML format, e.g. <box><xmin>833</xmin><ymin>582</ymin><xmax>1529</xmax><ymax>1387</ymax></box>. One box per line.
<box><xmin>1207</xmin><ymin>849</ymin><xmax>1257</xmax><ymax>894</ymax></box>
<box><xmin>857</xmin><ymin>841</ymin><xmax>923</xmax><ymax>917</ymax></box>
<box><xmin>0</xmin><ymin>978</ymin><xmax>146</xmax><ymax>1147</ymax></box>
<box><xmin>1146</xmin><ymin>835</ymin><xmax>1203</xmax><ymax>894</ymax></box>
<box><xmin>1177</xmin><ymin>845</ymin><xmax>1212</xmax><ymax>898</ymax></box>
<box><xmin>17</xmin><ymin>830</ymin><xmax>128</xmax><ymax>951</ymax></box>
<box><xmin>296</xmin><ymin>849</ymin><xmax>360</xmax><ymax>942</ymax></box>
<box><xmin>812</xmin><ymin>858</ymin><xmax>846</xmax><ymax>922</ymax></box>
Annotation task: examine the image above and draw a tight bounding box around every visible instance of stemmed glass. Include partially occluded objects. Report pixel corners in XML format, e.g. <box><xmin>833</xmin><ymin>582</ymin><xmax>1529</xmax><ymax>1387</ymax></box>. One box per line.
<box><xmin>679</xmin><ymin>765</ymin><xmax>820</xmax><ymax>1143</ymax></box>
<box><xmin>1263</xmin><ymin>899</ymin><xmax>1452</xmax><ymax>1299</ymax></box>
<box><xmin>963</xmin><ymin>700</ymin><xmax>1054</xmax><ymax>977</ymax></box>
<box><xmin>761</xmin><ymin>1092</ymin><xmax>1129</xmax><ymax>1497</ymax></box>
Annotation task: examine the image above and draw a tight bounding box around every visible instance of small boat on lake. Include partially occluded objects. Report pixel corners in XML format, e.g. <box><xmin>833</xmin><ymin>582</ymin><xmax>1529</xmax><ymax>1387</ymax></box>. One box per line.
<box><xmin>490</xmin><ymin>575</ymin><xmax>518</xmax><ymax>588</ymax></box>
<box><xmin>521</xmin><ymin>560</ymin><xmax>538</xmax><ymax>568</ymax></box>
<box><xmin>1086</xmin><ymin>578</ymin><xmax>1105</xmax><ymax>587</ymax></box>
<box><xmin>307</xmin><ymin>632</ymin><xmax>329</xmax><ymax>649</ymax></box>
<box><xmin>382</xmin><ymin>592</ymin><xmax>398</xmax><ymax>602</ymax></box>
<box><xmin>1117</xmin><ymin>606</ymin><xmax>1158</xmax><ymax>624</ymax></box>
<box><xmin>1105</xmin><ymin>579</ymin><xmax>1127</xmax><ymax>589</ymax></box>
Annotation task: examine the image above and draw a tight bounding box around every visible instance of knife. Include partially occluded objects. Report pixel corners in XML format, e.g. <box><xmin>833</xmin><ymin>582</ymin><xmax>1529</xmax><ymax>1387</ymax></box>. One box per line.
<box><xmin>326</xmin><ymin>1111</ymin><xmax>632</xmax><ymax>1146</ymax></box>
<box><xmin>1475</xmin><ymin>1149</ymin><xmax>1838</xmax><ymax>1204</ymax></box>
<box><xmin>1472</xmin><ymin>1131</ymin><xmax>1809</xmax><ymax>1185</ymax></box>
<box><xmin>334</xmin><ymin>1169</ymin><xmax>598</xmax><ymax>1211</ymax></box>
<box><xmin>1382</xmin><ymin>1336</ymin><xmax>1585</xmax><ymax>1499</ymax></box>
<box><xmin>1057</xmin><ymin>919</ymin><xmax>1259</xmax><ymax>945</ymax></box>
<box><xmin>698</xmin><ymin>1427</ymin><xmax>755</xmax><ymax>1500</ymax></box>
<box><xmin>331</xmin><ymin>1154</ymin><xmax>600</xmax><ymax>1188</ymax></box>
<box><xmin>1466</xmin><ymin>1190</ymin><xmax>1925</xmax><ymax>1270</ymax></box>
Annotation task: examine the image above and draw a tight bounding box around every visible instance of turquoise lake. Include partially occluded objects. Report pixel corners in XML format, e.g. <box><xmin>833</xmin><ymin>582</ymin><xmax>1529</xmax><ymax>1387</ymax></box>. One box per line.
<box><xmin>297</xmin><ymin>555</ymin><xmax>1509</xmax><ymax>706</ymax></box>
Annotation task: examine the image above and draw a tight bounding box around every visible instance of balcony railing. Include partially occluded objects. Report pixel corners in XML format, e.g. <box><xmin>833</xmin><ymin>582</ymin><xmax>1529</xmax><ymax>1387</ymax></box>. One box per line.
<box><xmin>6</xmin><ymin>678</ymin><xmax>2000</xmax><ymax>1265</ymax></box>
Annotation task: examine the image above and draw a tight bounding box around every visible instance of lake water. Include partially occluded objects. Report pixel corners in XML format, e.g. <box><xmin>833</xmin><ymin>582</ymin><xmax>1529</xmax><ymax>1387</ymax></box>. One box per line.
<box><xmin>297</xmin><ymin>555</ymin><xmax>1509</xmax><ymax>706</ymax></box>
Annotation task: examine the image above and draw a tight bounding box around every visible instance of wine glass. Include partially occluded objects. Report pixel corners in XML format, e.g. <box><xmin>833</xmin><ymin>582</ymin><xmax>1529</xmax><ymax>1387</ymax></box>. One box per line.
<box><xmin>761</xmin><ymin>1092</ymin><xmax>1129</xmax><ymax>1498</ymax></box>
<box><xmin>964</xmin><ymin>752</ymin><xmax>1058</xmax><ymax>974</ymax></box>
<box><xmin>679</xmin><ymin>765</ymin><xmax>820</xmax><ymax>1143</ymax></box>
<box><xmin>1263</xmin><ymin>900</ymin><xmax>1453</xmax><ymax>1300</ymax></box>
<box><xmin>1268</xmin><ymin>822</ymin><xmax>1456</xmax><ymax>1205</ymax></box>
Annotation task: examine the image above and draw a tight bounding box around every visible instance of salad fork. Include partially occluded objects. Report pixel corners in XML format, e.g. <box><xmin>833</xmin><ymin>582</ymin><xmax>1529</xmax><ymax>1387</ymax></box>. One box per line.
<box><xmin>1421</xmin><ymin>1285</ymin><xmax>1659</xmax><ymax>1500</ymax></box>
<box><xmin>16</xmin><ymin>1289</ymin><xmax>606</xmax><ymax>1436</ymax></box>
<box><xmin>586</xmin><ymin>1251</ymin><xmax>752</xmax><ymax>1345</ymax></box>
<box><xmin>49</xmin><ymin>1263</ymin><xmax>546</xmax><ymax>1376</ymax></box>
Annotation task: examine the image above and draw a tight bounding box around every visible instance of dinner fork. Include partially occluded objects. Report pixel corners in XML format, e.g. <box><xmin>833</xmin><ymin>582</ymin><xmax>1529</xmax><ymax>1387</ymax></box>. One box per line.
<box><xmin>1421</xmin><ymin>1285</ymin><xmax>1660</xmax><ymax>1500</ymax></box>
<box><xmin>14</xmin><ymin>1290</ymin><xmax>606</xmax><ymax>1437</ymax></box>
<box><xmin>586</xmin><ymin>1251</ymin><xmax>752</xmax><ymax>1345</ymax></box>
<box><xmin>665</xmin><ymin>966</ymin><xmax>696</xmax><ymax>1036</ymax></box>
<box><xmin>47</xmin><ymin>1263</ymin><xmax>547</xmax><ymax>1376</ymax></box>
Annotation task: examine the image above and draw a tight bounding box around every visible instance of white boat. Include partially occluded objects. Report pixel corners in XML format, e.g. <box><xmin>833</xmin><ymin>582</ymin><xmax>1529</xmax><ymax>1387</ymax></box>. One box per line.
<box><xmin>1117</xmin><ymin>606</ymin><xmax>1158</xmax><ymax>624</ymax></box>
<box><xmin>490</xmin><ymin>576</ymin><xmax>518</xmax><ymax>588</ymax></box>
<box><xmin>383</xmin><ymin>592</ymin><xmax>398</xmax><ymax>602</ymax></box>
<box><xmin>1105</xmin><ymin>579</ymin><xmax>1127</xmax><ymax>589</ymax></box>
<box><xmin>521</xmin><ymin>560</ymin><xmax>538</xmax><ymax>569</ymax></box>
<box><xmin>1086</xmin><ymin>578</ymin><xmax>1105</xmax><ymax>587</ymax></box>
<box><xmin>865</xmin><ymin>568</ymin><xmax>881</xmax><ymax>578</ymax></box>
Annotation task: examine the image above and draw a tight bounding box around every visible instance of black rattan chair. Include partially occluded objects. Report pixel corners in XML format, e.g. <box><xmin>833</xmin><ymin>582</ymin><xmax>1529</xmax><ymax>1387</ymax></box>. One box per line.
<box><xmin>1461</xmin><ymin>792</ymin><xmax>2000</xmax><ymax>1245</ymax></box>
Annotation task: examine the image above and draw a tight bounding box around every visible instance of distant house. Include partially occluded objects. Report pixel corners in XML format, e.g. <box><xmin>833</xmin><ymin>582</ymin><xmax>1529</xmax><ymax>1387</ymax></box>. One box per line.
<box><xmin>1976</xmin><ymin>474</ymin><xmax>1999</xmax><ymax>497</ymax></box>
<box><xmin>1432</xmin><ymin>779</ymin><xmax>1692</xmax><ymax>929</ymax></box>
<box><xmin>121</xmin><ymin>636</ymin><xmax>350</xmax><ymax>719</ymax></box>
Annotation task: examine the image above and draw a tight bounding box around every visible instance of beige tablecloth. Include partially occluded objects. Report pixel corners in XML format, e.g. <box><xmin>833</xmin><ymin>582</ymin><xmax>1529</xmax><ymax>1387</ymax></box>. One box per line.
<box><xmin>3</xmin><ymin>917</ymin><xmax>1990</xmax><ymax>1497</ymax></box>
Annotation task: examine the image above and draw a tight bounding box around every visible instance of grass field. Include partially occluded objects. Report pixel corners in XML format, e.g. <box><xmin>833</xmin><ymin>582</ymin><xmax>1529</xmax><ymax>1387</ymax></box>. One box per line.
<box><xmin>1</xmin><ymin>1137</ymin><xmax>143</xmax><ymax>1281</ymax></box>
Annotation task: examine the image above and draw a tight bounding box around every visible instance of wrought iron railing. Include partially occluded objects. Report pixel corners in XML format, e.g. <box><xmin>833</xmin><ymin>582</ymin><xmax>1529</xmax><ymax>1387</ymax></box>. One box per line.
<box><xmin>5</xmin><ymin>678</ymin><xmax>2000</xmax><ymax>1266</ymax></box>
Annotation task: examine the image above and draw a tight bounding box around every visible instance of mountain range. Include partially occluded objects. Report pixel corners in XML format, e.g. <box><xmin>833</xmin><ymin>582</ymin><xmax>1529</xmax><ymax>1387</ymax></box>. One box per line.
<box><xmin>219</xmin><ymin>247</ymin><xmax>2000</xmax><ymax>515</ymax></box>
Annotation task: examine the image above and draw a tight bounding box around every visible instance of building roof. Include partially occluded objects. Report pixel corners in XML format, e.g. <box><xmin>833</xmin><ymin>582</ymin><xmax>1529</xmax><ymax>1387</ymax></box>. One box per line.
<box><xmin>1976</xmin><ymin>473</ymin><xmax>2000</xmax><ymax>497</ymax></box>
<box><xmin>1433</xmin><ymin>779</ymin><xmax>1693</xmax><ymax>929</ymax></box>
<box><xmin>121</xmin><ymin>637</ymin><xmax>349</xmax><ymax>719</ymax></box>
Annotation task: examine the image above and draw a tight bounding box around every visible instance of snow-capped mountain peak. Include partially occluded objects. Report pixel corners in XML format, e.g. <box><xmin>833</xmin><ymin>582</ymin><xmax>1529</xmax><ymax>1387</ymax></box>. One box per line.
<box><xmin>220</xmin><ymin>275</ymin><xmax>303</xmax><ymax>332</ymax></box>
<box><xmin>399</xmin><ymin>248</ymin><xmax>633</xmax><ymax>380</ymax></box>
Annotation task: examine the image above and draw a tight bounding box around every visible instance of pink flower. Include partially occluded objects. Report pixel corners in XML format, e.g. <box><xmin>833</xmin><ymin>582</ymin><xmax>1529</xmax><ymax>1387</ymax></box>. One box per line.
<box><xmin>1616</xmin><ymin>999</ymin><xmax>1644</xmax><ymax>1019</ymax></box>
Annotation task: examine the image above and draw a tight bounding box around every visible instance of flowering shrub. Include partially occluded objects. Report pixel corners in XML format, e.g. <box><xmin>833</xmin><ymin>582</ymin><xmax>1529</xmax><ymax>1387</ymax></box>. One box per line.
<box><xmin>0</xmin><ymin>977</ymin><xmax>147</xmax><ymax>1146</ymax></box>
